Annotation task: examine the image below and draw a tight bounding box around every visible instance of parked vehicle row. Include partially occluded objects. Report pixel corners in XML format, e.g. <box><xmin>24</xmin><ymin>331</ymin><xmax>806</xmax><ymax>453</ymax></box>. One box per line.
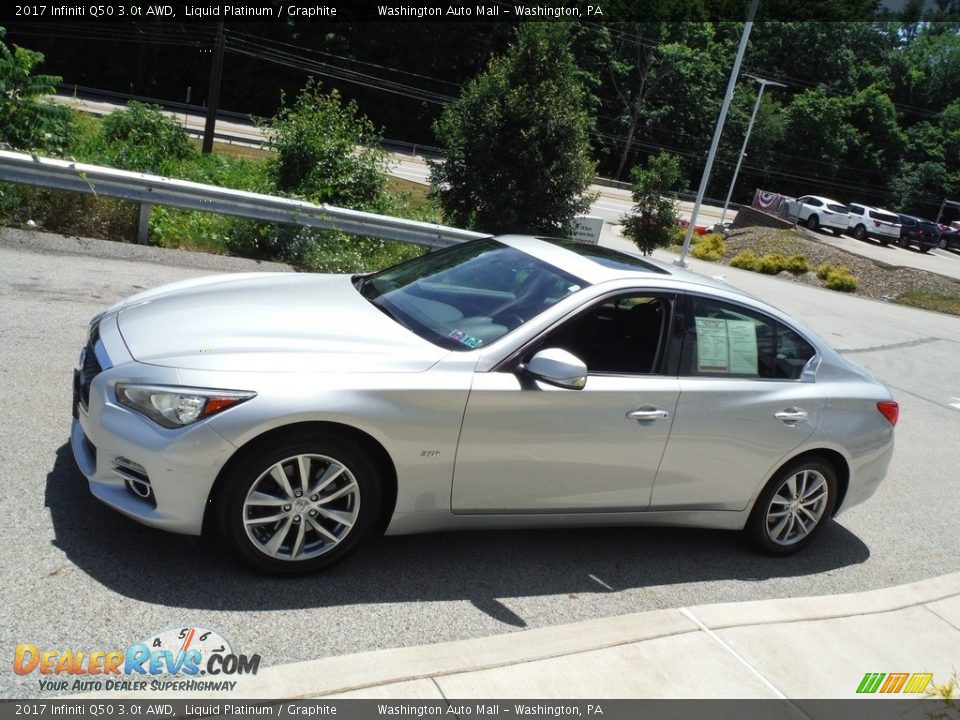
<box><xmin>792</xmin><ymin>195</ymin><xmax>958</xmax><ymax>254</ymax></box>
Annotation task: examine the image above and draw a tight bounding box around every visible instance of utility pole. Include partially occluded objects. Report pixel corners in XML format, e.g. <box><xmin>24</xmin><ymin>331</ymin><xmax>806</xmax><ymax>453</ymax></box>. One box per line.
<box><xmin>719</xmin><ymin>76</ymin><xmax>787</xmax><ymax>227</ymax></box>
<box><xmin>202</xmin><ymin>22</ymin><xmax>225</xmax><ymax>154</ymax></box>
<box><xmin>676</xmin><ymin>0</ymin><xmax>758</xmax><ymax>268</ymax></box>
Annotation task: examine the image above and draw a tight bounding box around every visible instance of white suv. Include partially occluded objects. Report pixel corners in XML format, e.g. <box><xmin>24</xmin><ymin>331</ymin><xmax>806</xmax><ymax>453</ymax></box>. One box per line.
<box><xmin>794</xmin><ymin>195</ymin><xmax>850</xmax><ymax>236</ymax></box>
<box><xmin>847</xmin><ymin>204</ymin><xmax>901</xmax><ymax>246</ymax></box>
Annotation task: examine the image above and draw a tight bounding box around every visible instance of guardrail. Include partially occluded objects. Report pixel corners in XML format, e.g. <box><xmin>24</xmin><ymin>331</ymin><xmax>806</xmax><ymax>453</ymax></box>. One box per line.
<box><xmin>0</xmin><ymin>150</ymin><xmax>488</xmax><ymax>249</ymax></box>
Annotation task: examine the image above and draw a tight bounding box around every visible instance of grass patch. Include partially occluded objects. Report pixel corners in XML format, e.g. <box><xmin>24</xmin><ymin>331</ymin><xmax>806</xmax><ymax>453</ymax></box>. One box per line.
<box><xmin>895</xmin><ymin>290</ymin><xmax>960</xmax><ymax>315</ymax></box>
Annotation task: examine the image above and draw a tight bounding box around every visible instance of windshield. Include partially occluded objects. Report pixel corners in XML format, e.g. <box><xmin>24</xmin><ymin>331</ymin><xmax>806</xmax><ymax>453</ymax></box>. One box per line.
<box><xmin>358</xmin><ymin>239</ymin><xmax>587</xmax><ymax>351</ymax></box>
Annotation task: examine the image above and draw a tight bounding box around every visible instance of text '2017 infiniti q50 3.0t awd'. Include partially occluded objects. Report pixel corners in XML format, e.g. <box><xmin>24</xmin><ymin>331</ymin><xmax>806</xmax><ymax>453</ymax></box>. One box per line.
<box><xmin>71</xmin><ymin>236</ymin><xmax>898</xmax><ymax>574</ymax></box>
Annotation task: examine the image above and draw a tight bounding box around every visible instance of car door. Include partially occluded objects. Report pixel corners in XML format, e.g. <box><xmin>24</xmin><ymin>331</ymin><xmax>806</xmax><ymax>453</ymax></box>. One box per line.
<box><xmin>651</xmin><ymin>294</ymin><xmax>825</xmax><ymax>511</ymax></box>
<box><xmin>452</xmin><ymin>291</ymin><xmax>681</xmax><ymax>513</ymax></box>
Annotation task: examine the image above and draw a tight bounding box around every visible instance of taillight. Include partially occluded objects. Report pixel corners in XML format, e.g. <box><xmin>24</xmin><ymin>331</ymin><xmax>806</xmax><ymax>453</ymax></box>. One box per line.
<box><xmin>877</xmin><ymin>401</ymin><xmax>899</xmax><ymax>426</ymax></box>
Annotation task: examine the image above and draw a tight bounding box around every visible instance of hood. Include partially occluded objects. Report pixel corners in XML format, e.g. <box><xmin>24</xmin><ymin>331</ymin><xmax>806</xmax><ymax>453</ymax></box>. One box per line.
<box><xmin>115</xmin><ymin>273</ymin><xmax>448</xmax><ymax>373</ymax></box>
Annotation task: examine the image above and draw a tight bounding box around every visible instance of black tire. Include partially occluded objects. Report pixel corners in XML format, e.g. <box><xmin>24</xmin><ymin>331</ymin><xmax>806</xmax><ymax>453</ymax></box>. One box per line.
<box><xmin>806</xmin><ymin>214</ymin><xmax>819</xmax><ymax>231</ymax></box>
<box><xmin>746</xmin><ymin>456</ymin><xmax>838</xmax><ymax>556</ymax></box>
<box><xmin>898</xmin><ymin>236</ymin><xmax>909</xmax><ymax>248</ymax></box>
<box><xmin>831</xmin><ymin>229</ymin><xmax>842</xmax><ymax>237</ymax></box>
<box><xmin>853</xmin><ymin>225</ymin><xmax>867</xmax><ymax>241</ymax></box>
<box><xmin>217</xmin><ymin>432</ymin><xmax>384</xmax><ymax>575</ymax></box>
<box><xmin>940</xmin><ymin>237</ymin><xmax>948</xmax><ymax>250</ymax></box>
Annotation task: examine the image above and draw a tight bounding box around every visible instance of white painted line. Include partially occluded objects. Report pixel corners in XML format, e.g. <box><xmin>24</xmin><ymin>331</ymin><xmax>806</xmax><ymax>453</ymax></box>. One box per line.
<box><xmin>949</xmin><ymin>398</ymin><xmax>960</xmax><ymax>411</ymax></box>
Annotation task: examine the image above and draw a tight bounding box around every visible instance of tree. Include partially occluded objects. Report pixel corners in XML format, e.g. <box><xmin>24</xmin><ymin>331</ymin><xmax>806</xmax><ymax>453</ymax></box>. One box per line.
<box><xmin>0</xmin><ymin>27</ymin><xmax>69</xmax><ymax>153</ymax></box>
<box><xmin>227</xmin><ymin>80</ymin><xmax>394</xmax><ymax>267</ymax></box>
<box><xmin>621</xmin><ymin>151</ymin><xmax>682</xmax><ymax>255</ymax></box>
<box><xmin>429</xmin><ymin>24</ymin><xmax>595</xmax><ymax>235</ymax></box>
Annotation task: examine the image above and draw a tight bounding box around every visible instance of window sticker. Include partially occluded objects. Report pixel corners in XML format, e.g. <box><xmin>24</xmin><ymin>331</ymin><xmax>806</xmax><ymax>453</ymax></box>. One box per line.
<box><xmin>695</xmin><ymin>317</ymin><xmax>758</xmax><ymax>374</ymax></box>
<box><xmin>449</xmin><ymin>330</ymin><xmax>483</xmax><ymax>348</ymax></box>
<box><xmin>726</xmin><ymin>319</ymin><xmax>758</xmax><ymax>374</ymax></box>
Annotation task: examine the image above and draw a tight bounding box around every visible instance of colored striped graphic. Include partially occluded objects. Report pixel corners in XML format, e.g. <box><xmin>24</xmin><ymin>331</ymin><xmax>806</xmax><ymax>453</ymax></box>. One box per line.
<box><xmin>857</xmin><ymin>672</ymin><xmax>933</xmax><ymax>694</ymax></box>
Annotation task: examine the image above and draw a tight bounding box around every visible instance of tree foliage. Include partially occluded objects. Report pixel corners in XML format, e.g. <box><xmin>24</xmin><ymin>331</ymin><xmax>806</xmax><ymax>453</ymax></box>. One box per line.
<box><xmin>429</xmin><ymin>24</ymin><xmax>595</xmax><ymax>235</ymax></box>
<box><xmin>266</xmin><ymin>79</ymin><xmax>391</xmax><ymax>212</ymax></box>
<box><xmin>227</xmin><ymin>80</ymin><xmax>395</xmax><ymax>267</ymax></box>
<box><xmin>0</xmin><ymin>27</ymin><xmax>69</xmax><ymax>153</ymax></box>
<box><xmin>6</xmin><ymin>12</ymin><xmax>960</xmax><ymax>223</ymax></box>
<box><xmin>621</xmin><ymin>151</ymin><xmax>682</xmax><ymax>255</ymax></box>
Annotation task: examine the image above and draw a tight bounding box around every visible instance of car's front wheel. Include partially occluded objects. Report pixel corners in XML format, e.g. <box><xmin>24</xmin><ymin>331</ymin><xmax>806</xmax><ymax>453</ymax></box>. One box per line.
<box><xmin>746</xmin><ymin>457</ymin><xmax>837</xmax><ymax>556</ymax></box>
<box><xmin>217</xmin><ymin>433</ymin><xmax>383</xmax><ymax>574</ymax></box>
<box><xmin>853</xmin><ymin>225</ymin><xmax>867</xmax><ymax>241</ymax></box>
<box><xmin>940</xmin><ymin>237</ymin><xmax>948</xmax><ymax>250</ymax></box>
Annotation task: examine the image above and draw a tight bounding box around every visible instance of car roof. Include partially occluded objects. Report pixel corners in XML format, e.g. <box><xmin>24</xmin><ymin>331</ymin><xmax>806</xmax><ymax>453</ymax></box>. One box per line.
<box><xmin>495</xmin><ymin>235</ymin><xmax>737</xmax><ymax>294</ymax></box>
<box><xmin>803</xmin><ymin>195</ymin><xmax>846</xmax><ymax>205</ymax></box>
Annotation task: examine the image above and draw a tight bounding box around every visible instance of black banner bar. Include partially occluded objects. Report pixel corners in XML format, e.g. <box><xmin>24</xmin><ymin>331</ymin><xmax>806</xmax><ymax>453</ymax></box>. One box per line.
<box><xmin>1</xmin><ymin>700</ymin><xmax>958</xmax><ymax>720</ymax></box>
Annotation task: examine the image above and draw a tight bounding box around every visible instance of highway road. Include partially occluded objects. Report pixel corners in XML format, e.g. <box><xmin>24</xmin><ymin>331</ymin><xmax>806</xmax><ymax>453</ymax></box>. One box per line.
<box><xmin>1</xmin><ymin>228</ymin><xmax>958</xmax><ymax>698</ymax></box>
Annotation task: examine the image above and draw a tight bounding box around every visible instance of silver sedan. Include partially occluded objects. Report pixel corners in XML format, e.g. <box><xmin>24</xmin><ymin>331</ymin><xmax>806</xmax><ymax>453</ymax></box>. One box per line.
<box><xmin>71</xmin><ymin>236</ymin><xmax>898</xmax><ymax>574</ymax></box>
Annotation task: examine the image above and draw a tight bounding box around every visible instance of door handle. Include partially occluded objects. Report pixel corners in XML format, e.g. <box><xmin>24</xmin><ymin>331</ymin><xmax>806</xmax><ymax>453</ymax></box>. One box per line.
<box><xmin>627</xmin><ymin>407</ymin><xmax>669</xmax><ymax>421</ymax></box>
<box><xmin>775</xmin><ymin>408</ymin><xmax>809</xmax><ymax>423</ymax></box>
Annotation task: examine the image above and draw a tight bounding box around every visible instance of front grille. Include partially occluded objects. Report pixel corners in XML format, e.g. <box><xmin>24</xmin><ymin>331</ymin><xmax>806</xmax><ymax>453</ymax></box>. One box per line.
<box><xmin>78</xmin><ymin>321</ymin><xmax>104</xmax><ymax>411</ymax></box>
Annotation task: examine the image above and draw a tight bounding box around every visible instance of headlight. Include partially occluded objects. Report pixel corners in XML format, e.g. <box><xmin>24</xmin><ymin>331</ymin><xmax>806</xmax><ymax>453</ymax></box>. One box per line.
<box><xmin>116</xmin><ymin>384</ymin><xmax>256</xmax><ymax>428</ymax></box>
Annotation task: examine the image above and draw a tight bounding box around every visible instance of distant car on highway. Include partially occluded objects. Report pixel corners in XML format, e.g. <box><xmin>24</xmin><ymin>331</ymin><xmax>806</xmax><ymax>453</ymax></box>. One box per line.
<box><xmin>70</xmin><ymin>236</ymin><xmax>899</xmax><ymax>574</ymax></box>
<box><xmin>793</xmin><ymin>195</ymin><xmax>849</xmax><ymax>236</ymax></box>
<box><xmin>847</xmin><ymin>204</ymin><xmax>901</xmax><ymax>246</ymax></box>
<box><xmin>896</xmin><ymin>214</ymin><xmax>940</xmax><ymax>253</ymax></box>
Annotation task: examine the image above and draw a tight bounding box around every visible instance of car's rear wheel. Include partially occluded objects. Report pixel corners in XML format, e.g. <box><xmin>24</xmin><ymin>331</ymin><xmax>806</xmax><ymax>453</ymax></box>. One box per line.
<box><xmin>941</xmin><ymin>237</ymin><xmax>948</xmax><ymax>250</ymax></box>
<box><xmin>746</xmin><ymin>457</ymin><xmax>837</xmax><ymax>556</ymax></box>
<box><xmin>806</xmin><ymin>214</ymin><xmax>819</xmax><ymax>231</ymax></box>
<box><xmin>217</xmin><ymin>434</ymin><xmax>383</xmax><ymax>574</ymax></box>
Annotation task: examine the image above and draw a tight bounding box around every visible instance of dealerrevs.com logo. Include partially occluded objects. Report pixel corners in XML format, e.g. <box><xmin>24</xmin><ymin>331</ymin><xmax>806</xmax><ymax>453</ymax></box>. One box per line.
<box><xmin>14</xmin><ymin>627</ymin><xmax>261</xmax><ymax>693</ymax></box>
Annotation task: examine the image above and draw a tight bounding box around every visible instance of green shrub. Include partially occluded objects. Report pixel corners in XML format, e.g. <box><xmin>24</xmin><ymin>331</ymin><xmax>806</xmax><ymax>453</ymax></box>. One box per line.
<box><xmin>783</xmin><ymin>253</ymin><xmax>812</xmax><ymax>275</ymax></box>
<box><xmin>754</xmin><ymin>253</ymin><xmax>785</xmax><ymax>274</ymax></box>
<box><xmin>816</xmin><ymin>263</ymin><xmax>835</xmax><ymax>280</ymax></box>
<box><xmin>824</xmin><ymin>267</ymin><xmax>859</xmax><ymax>292</ymax></box>
<box><xmin>99</xmin><ymin>102</ymin><xmax>195</xmax><ymax>173</ymax></box>
<box><xmin>729</xmin><ymin>249</ymin><xmax>759</xmax><ymax>270</ymax></box>
<box><xmin>689</xmin><ymin>232</ymin><xmax>725</xmax><ymax>261</ymax></box>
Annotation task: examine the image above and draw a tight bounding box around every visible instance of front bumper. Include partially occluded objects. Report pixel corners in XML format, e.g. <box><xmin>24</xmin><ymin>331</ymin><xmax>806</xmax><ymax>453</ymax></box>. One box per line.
<box><xmin>71</xmin><ymin>372</ymin><xmax>239</xmax><ymax>536</ymax></box>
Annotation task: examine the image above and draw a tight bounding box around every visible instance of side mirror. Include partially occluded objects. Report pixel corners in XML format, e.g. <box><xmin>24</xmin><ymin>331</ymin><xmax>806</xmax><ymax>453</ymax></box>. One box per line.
<box><xmin>525</xmin><ymin>348</ymin><xmax>588</xmax><ymax>390</ymax></box>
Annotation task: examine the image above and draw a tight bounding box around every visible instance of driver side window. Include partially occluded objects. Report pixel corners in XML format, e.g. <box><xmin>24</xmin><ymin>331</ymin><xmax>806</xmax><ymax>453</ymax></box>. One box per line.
<box><xmin>534</xmin><ymin>293</ymin><xmax>673</xmax><ymax>375</ymax></box>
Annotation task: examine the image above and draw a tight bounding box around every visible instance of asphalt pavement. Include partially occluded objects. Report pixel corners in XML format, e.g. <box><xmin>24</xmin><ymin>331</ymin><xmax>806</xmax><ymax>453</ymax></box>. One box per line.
<box><xmin>1</xmin><ymin>228</ymin><xmax>959</xmax><ymax>701</ymax></box>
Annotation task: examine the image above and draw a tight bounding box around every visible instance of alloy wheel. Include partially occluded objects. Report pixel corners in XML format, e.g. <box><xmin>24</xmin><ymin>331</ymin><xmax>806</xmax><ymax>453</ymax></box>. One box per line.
<box><xmin>763</xmin><ymin>468</ymin><xmax>829</xmax><ymax>546</ymax></box>
<box><xmin>242</xmin><ymin>453</ymin><xmax>360</xmax><ymax>561</ymax></box>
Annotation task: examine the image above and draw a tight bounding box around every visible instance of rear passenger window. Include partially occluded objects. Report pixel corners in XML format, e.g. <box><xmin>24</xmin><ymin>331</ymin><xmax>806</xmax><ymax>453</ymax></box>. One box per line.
<box><xmin>680</xmin><ymin>296</ymin><xmax>816</xmax><ymax>380</ymax></box>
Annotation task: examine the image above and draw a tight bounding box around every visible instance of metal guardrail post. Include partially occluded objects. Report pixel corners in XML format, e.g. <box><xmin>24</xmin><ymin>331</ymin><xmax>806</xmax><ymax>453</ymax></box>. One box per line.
<box><xmin>137</xmin><ymin>203</ymin><xmax>151</xmax><ymax>245</ymax></box>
